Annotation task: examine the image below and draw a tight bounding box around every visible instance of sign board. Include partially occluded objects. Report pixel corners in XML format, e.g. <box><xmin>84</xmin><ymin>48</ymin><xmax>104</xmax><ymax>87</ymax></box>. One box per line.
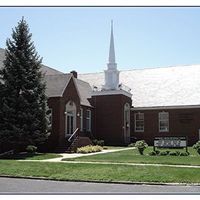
<box><xmin>154</xmin><ymin>136</ymin><xmax>187</xmax><ymax>148</ymax></box>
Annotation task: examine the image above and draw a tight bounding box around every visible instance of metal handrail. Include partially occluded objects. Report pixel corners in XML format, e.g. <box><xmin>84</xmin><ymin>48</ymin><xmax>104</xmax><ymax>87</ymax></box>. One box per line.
<box><xmin>68</xmin><ymin>128</ymin><xmax>79</xmax><ymax>142</ymax></box>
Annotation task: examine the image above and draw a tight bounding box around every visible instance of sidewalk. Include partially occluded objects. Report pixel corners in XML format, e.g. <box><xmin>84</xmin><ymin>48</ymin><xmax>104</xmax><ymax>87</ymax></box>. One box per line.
<box><xmin>20</xmin><ymin>147</ymin><xmax>200</xmax><ymax>169</ymax></box>
<box><xmin>45</xmin><ymin>147</ymin><xmax>135</xmax><ymax>162</ymax></box>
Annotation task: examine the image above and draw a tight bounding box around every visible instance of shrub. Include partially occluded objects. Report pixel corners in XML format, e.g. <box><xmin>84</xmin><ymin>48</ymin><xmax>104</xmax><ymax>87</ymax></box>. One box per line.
<box><xmin>180</xmin><ymin>152</ymin><xmax>190</xmax><ymax>156</ymax></box>
<box><xmin>128</xmin><ymin>143</ymin><xmax>135</xmax><ymax>147</ymax></box>
<box><xmin>169</xmin><ymin>151</ymin><xmax>180</xmax><ymax>156</ymax></box>
<box><xmin>193</xmin><ymin>141</ymin><xmax>200</xmax><ymax>155</ymax></box>
<box><xmin>26</xmin><ymin>145</ymin><xmax>37</xmax><ymax>154</ymax></box>
<box><xmin>155</xmin><ymin>150</ymin><xmax>160</xmax><ymax>155</ymax></box>
<box><xmin>135</xmin><ymin>140</ymin><xmax>148</xmax><ymax>155</ymax></box>
<box><xmin>76</xmin><ymin>145</ymin><xmax>103</xmax><ymax>154</ymax></box>
<box><xmin>159</xmin><ymin>151</ymin><xmax>170</xmax><ymax>156</ymax></box>
<box><xmin>92</xmin><ymin>139</ymin><xmax>104</xmax><ymax>147</ymax></box>
<box><xmin>149</xmin><ymin>151</ymin><xmax>157</xmax><ymax>156</ymax></box>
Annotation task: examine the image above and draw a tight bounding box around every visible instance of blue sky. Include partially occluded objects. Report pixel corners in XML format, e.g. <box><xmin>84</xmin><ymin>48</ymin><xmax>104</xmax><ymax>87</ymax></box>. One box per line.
<box><xmin>1</xmin><ymin>7</ymin><xmax>200</xmax><ymax>73</ymax></box>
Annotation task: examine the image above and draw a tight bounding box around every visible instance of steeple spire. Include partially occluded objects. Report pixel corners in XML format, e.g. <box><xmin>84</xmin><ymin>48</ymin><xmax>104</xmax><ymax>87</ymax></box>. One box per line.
<box><xmin>103</xmin><ymin>20</ymin><xmax>119</xmax><ymax>90</ymax></box>
<box><xmin>108</xmin><ymin>20</ymin><xmax>116</xmax><ymax>64</ymax></box>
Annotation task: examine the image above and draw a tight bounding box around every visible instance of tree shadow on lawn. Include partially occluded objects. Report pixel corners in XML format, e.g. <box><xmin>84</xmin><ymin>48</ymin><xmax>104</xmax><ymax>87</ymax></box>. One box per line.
<box><xmin>0</xmin><ymin>152</ymin><xmax>43</xmax><ymax>160</ymax></box>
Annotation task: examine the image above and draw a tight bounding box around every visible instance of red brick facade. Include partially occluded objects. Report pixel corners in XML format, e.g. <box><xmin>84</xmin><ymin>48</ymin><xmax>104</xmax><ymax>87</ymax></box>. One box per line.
<box><xmin>47</xmin><ymin>77</ymin><xmax>93</xmax><ymax>151</ymax></box>
<box><xmin>45</xmin><ymin>76</ymin><xmax>200</xmax><ymax>151</ymax></box>
<box><xmin>131</xmin><ymin>108</ymin><xmax>200</xmax><ymax>146</ymax></box>
<box><xmin>91</xmin><ymin>94</ymin><xmax>132</xmax><ymax>145</ymax></box>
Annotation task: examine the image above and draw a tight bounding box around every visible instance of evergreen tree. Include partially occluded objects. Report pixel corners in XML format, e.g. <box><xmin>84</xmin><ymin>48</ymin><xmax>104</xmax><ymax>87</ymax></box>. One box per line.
<box><xmin>0</xmin><ymin>17</ymin><xmax>49</xmax><ymax>151</ymax></box>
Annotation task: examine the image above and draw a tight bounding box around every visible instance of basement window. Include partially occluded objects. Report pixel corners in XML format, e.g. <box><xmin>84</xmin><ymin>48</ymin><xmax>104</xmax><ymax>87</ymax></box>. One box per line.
<box><xmin>86</xmin><ymin>109</ymin><xmax>91</xmax><ymax>132</ymax></box>
<box><xmin>134</xmin><ymin>113</ymin><xmax>144</xmax><ymax>132</ymax></box>
<box><xmin>159</xmin><ymin>112</ymin><xmax>169</xmax><ymax>132</ymax></box>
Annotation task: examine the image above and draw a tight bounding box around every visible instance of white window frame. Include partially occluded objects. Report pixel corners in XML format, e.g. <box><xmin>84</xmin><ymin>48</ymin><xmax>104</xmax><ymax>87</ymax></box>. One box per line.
<box><xmin>86</xmin><ymin>109</ymin><xmax>91</xmax><ymax>132</ymax></box>
<box><xmin>134</xmin><ymin>112</ymin><xmax>144</xmax><ymax>132</ymax></box>
<box><xmin>80</xmin><ymin>108</ymin><xmax>83</xmax><ymax>132</ymax></box>
<box><xmin>159</xmin><ymin>112</ymin><xmax>169</xmax><ymax>132</ymax></box>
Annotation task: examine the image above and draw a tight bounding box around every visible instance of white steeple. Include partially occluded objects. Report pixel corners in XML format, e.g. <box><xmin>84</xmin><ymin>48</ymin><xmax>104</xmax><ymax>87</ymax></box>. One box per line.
<box><xmin>108</xmin><ymin>20</ymin><xmax>116</xmax><ymax>66</ymax></box>
<box><xmin>103</xmin><ymin>20</ymin><xmax>119</xmax><ymax>90</ymax></box>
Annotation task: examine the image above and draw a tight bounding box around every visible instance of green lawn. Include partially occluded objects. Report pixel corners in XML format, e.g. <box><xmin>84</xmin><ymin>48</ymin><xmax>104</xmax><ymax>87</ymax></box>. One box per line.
<box><xmin>0</xmin><ymin>147</ymin><xmax>199</xmax><ymax>184</ymax></box>
<box><xmin>0</xmin><ymin>153</ymin><xmax>62</xmax><ymax>160</ymax></box>
<box><xmin>62</xmin><ymin>147</ymin><xmax>200</xmax><ymax>166</ymax></box>
<box><xmin>103</xmin><ymin>146</ymin><xmax>127</xmax><ymax>150</ymax></box>
<box><xmin>0</xmin><ymin>160</ymin><xmax>200</xmax><ymax>184</ymax></box>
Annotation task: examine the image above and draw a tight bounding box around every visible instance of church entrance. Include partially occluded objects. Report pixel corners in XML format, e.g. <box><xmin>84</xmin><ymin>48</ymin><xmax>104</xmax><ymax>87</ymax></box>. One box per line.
<box><xmin>124</xmin><ymin>103</ymin><xmax>130</xmax><ymax>144</ymax></box>
<box><xmin>66</xmin><ymin>111</ymin><xmax>74</xmax><ymax>135</ymax></box>
<box><xmin>65</xmin><ymin>101</ymin><xmax>76</xmax><ymax>137</ymax></box>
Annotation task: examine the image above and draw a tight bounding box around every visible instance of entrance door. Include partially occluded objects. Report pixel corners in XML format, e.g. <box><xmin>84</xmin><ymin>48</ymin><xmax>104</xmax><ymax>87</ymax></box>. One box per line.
<box><xmin>65</xmin><ymin>101</ymin><xmax>76</xmax><ymax>137</ymax></box>
<box><xmin>124</xmin><ymin>103</ymin><xmax>130</xmax><ymax>144</ymax></box>
<box><xmin>67</xmin><ymin>111</ymin><xmax>74</xmax><ymax>135</ymax></box>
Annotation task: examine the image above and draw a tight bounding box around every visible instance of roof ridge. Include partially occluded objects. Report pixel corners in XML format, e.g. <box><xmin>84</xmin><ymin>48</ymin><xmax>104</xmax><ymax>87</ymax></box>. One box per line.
<box><xmin>45</xmin><ymin>73</ymin><xmax>71</xmax><ymax>76</ymax></box>
<box><xmin>79</xmin><ymin>64</ymin><xmax>200</xmax><ymax>75</ymax></box>
<box><xmin>41</xmin><ymin>64</ymin><xmax>64</xmax><ymax>73</ymax></box>
<box><xmin>120</xmin><ymin>64</ymin><xmax>200</xmax><ymax>72</ymax></box>
<box><xmin>79</xmin><ymin>71</ymin><xmax>104</xmax><ymax>75</ymax></box>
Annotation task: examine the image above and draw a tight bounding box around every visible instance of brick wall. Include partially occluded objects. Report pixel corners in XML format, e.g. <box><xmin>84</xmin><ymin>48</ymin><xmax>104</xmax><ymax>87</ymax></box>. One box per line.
<box><xmin>91</xmin><ymin>94</ymin><xmax>132</xmax><ymax>145</ymax></box>
<box><xmin>131</xmin><ymin>108</ymin><xmax>200</xmax><ymax>146</ymax></box>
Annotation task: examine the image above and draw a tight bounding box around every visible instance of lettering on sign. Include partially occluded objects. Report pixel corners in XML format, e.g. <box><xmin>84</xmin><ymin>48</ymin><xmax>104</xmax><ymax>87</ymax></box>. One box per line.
<box><xmin>154</xmin><ymin>137</ymin><xmax>187</xmax><ymax>148</ymax></box>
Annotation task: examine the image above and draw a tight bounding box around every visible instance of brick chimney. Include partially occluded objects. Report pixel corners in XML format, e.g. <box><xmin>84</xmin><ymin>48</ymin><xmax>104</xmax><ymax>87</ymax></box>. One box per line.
<box><xmin>70</xmin><ymin>70</ymin><xmax>78</xmax><ymax>78</ymax></box>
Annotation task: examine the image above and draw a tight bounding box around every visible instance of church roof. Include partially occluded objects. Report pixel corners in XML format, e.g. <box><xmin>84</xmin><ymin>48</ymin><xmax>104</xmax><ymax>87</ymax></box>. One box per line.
<box><xmin>0</xmin><ymin>48</ymin><xmax>92</xmax><ymax>107</ymax></box>
<box><xmin>78</xmin><ymin>65</ymin><xmax>200</xmax><ymax>108</ymax></box>
<box><xmin>45</xmin><ymin>74</ymin><xmax>92</xmax><ymax>107</ymax></box>
<box><xmin>75</xmin><ymin>79</ymin><xmax>92</xmax><ymax>107</ymax></box>
<box><xmin>44</xmin><ymin>74</ymin><xmax>72</xmax><ymax>97</ymax></box>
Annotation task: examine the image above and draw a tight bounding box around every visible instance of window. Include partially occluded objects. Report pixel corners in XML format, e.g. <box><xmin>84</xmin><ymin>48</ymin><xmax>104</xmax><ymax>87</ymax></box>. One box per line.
<box><xmin>86</xmin><ymin>109</ymin><xmax>91</xmax><ymax>132</ymax></box>
<box><xmin>80</xmin><ymin>108</ymin><xmax>83</xmax><ymax>131</ymax></box>
<box><xmin>134</xmin><ymin>113</ymin><xmax>144</xmax><ymax>132</ymax></box>
<box><xmin>47</xmin><ymin>108</ymin><xmax>53</xmax><ymax>129</ymax></box>
<box><xmin>159</xmin><ymin>112</ymin><xmax>169</xmax><ymax>132</ymax></box>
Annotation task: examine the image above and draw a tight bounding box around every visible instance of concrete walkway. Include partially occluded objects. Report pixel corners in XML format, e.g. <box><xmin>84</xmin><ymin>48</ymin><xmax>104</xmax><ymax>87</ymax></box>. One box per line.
<box><xmin>44</xmin><ymin>147</ymin><xmax>135</xmax><ymax>162</ymax></box>
<box><xmin>20</xmin><ymin>147</ymin><xmax>200</xmax><ymax>169</ymax></box>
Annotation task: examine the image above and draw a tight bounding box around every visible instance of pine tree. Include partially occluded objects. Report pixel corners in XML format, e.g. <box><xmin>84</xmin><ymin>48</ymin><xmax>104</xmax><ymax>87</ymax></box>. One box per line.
<box><xmin>0</xmin><ymin>17</ymin><xmax>49</xmax><ymax>152</ymax></box>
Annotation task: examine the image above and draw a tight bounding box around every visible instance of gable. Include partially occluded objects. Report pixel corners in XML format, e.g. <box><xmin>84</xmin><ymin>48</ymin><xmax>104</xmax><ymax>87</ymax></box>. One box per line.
<box><xmin>45</xmin><ymin>74</ymin><xmax>72</xmax><ymax>97</ymax></box>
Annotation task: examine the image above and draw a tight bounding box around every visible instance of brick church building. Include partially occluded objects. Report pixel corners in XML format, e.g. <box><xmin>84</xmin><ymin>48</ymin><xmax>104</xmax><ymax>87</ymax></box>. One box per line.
<box><xmin>0</xmin><ymin>23</ymin><xmax>200</xmax><ymax>152</ymax></box>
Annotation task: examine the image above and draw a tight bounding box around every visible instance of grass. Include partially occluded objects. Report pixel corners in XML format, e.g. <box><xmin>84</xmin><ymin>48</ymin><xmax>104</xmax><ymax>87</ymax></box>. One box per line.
<box><xmin>62</xmin><ymin>147</ymin><xmax>200</xmax><ymax>166</ymax></box>
<box><xmin>0</xmin><ymin>160</ymin><xmax>200</xmax><ymax>184</ymax></box>
<box><xmin>0</xmin><ymin>152</ymin><xmax>62</xmax><ymax>160</ymax></box>
<box><xmin>0</xmin><ymin>146</ymin><xmax>199</xmax><ymax>184</ymax></box>
<box><xmin>103</xmin><ymin>146</ymin><xmax>127</xmax><ymax>150</ymax></box>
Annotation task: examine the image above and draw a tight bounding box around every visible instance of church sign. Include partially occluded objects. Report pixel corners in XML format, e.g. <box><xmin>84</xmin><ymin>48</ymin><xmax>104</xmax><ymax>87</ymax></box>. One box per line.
<box><xmin>154</xmin><ymin>136</ymin><xmax>187</xmax><ymax>150</ymax></box>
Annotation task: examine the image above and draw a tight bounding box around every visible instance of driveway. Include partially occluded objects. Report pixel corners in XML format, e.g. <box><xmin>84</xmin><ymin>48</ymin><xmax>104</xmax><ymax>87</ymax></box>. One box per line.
<box><xmin>0</xmin><ymin>177</ymin><xmax>200</xmax><ymax>193</ymax></box>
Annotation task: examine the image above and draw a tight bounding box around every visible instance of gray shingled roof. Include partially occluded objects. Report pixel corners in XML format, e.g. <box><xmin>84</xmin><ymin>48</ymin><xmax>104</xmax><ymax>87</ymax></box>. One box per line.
<box><xmin>79</xmin><ymin>65</ymin><xmax>200</xmax><ymax>108</ymax></box>
<box><xmin>44</xmin><ymin>74</ymin><xmax>72</xmax><ymax>97</ymax></box>
<box><xmin>75</xmin><ymin>79</ymin><xmax>92</xmax><ymax>107</ymax></box>
<box><xmin>0</xmin><ymin>48</ymin><xmax>92</xmax><ymax>107</ymax></box>
<box><xmin>45</xmin><ymin>74</ymin><xmax>92</xmax><ymax>107</ymax></box>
